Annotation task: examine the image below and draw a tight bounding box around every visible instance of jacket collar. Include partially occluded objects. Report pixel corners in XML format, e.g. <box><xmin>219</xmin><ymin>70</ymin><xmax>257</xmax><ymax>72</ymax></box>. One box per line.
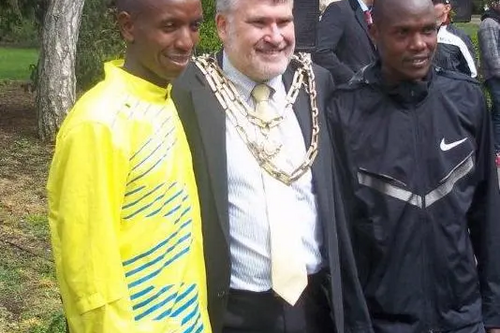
<box><xmin>360</xmin><ymin>61</ymin><xmax>434</xmax><ymax>104</ymax></box>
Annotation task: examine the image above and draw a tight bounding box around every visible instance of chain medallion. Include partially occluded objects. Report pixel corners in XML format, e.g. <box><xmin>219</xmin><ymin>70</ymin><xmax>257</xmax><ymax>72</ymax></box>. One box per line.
<box><xmin>193</xmin><ymin>53</ymin><xmax>320</xmax><ymax>186</ymax></box>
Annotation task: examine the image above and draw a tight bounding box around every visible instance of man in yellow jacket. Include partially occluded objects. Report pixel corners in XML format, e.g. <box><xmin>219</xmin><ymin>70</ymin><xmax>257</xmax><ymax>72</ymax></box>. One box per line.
<box><xmin>46</xmin><ymin>0</ymin><xmax>211</xmax><ymax>332</ymax></box>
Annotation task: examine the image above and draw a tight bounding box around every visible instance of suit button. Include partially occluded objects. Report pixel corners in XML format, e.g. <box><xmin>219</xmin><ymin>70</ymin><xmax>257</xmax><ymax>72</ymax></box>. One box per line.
<box><xmin>217</xmin><ymin>290</ymin><xmax>226</xmax><ymax>298</ymax></box>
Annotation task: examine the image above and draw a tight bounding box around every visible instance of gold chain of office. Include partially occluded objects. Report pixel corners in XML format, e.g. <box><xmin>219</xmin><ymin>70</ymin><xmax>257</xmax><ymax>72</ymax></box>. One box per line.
<box><xmin>193</xmin><ymin>53</ymin><xmax>319</xmax><ymax>186</ymax></box>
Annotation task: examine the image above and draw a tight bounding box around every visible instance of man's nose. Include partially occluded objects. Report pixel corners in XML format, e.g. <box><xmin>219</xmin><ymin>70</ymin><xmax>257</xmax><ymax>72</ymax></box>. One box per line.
<box><xmin>174</xmin><ymin>26</ymin><xmax>196</xmax><ymax>51</ymax></box>
<box><xmin>263</xmin><ymin>23</ymin><xmax>283</xmax><ymax>44</ymax></box>
<box><xmin>409</xmin><ymin>33</ymin><xmax>427</xmax><ymax>51</ymax></box>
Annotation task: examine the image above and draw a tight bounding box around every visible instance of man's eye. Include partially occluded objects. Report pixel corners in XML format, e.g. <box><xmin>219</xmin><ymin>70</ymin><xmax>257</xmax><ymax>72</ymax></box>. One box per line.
<box><xmin>396</xmin><ymin>29</ymin><xmax>408</xmax><ymax>37</ymax></box>
<box><xmin>278</xmin><ymin>20</ymin><xmax>292</xmax><ymax>28</ymax></box>
<box><xmin>162</xmin><ymin>23</ymin><xmax>176</xmax><ymax>32</ymax></box>
<box><xmin>423</xmin><ymin>27</ymin><xmax>437</xmax><ymax>35</ymax></box>
<box><xmin>251</xmin><ymin>21</ymin><xmax>265</xmax><ymax>28</ymax></box>
<box><xmin>191</xmin><ymin>21</ymin><xmax>202</xmax><ymax>31</ymax></box>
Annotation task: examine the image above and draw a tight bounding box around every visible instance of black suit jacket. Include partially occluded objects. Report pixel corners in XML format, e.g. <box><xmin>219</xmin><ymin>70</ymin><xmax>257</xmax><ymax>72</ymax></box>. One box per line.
<box><xmin>313</xmin><ymin>0</ymin><xmax>377</xmax><ymax>85</ymax></box>
<box><xmin>172</xmin><ymin>55</ymin><xmax>373</xmax><ymax>333</ymax></box>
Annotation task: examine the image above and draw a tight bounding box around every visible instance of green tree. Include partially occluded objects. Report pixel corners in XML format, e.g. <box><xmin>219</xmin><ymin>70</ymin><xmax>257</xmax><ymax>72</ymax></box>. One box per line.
<box><xmin>0</xmin><ymin>0</ymin><xmax>43</xmax><ymax>45</ymax></box>
<box><xmin>197</xmin><ymin>0</ymin><xmax>221</xmax><ymax>54</ymax></box>
<box><xmin>75</xmin><ymin>0</ymin><xmax>124</xmax><ymax>92</ymax></box>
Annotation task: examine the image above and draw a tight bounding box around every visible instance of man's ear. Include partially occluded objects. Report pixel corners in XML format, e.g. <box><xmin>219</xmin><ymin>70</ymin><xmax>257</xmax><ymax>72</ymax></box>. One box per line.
<box><xmin>215</xmin><ymin>13</ymin><xmax>228</xmax><ymax>42</ymax></box>
<box><xmin>117</xmin><ymin>11</ymin><xmax>134</xmax><ymax>43</ymax></box>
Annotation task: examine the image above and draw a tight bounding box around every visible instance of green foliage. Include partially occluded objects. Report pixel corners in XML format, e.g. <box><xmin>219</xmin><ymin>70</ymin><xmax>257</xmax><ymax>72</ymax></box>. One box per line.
<box><xmin>0</xmin><ymin>0</ymin><xmax>44</xmax><ymax>46</ymax></box>
<box><xmin>197</xmin><ymin>0</ymin><xmax>222</xmax><ymax>55</ymax></box>
<box><xmin>0</xmin><ymin>18</ymin><xmax>38</xmax><ymax>46</ymax></box>
<box><xmin>76</xmin><ymin>0</ymin><xmax>125</xmax><ymax>92</ymax></box>
<box><xmin>472</xmin><ymin>0</ymin><xmax>485</xmax><ymax>14</ymax></box>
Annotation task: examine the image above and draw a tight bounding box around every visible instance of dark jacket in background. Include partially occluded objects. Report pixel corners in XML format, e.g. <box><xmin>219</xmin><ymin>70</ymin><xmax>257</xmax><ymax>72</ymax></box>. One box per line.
<box><xmin>313</xmin><ymin>0</ymin><xmax>377</xmax><ymax>85</ymax></box>
<box><xmin>434</xmin><ymin>23</ymin><xmax>477</xmax><ymax>77</ymax></box>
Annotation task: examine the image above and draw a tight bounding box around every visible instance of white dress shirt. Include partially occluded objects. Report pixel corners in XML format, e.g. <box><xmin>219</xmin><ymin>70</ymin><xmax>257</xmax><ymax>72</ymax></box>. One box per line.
<box><xmin>222</xmin><ymin>53</ymin><xmax>324</xmax><ymax>291</ymax></box>
<box><xmin>357</xmin><ymin>0</ymin><xmax>369</xmax><ymax>12</ymax></box>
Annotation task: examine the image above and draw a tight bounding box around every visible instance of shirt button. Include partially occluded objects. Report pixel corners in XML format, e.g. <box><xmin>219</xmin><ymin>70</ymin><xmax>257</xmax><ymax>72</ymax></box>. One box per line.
<box><xmin>217</xmin><ymin>290</ymin><xmax>226</xmax><ymax>298</ymax></box>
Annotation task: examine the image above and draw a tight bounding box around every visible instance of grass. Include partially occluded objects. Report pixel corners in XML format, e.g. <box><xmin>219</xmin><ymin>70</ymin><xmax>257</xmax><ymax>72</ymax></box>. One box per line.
<box><xmin>455</xmin><ymin>22</ymin><xmax>479</xmax><ymax>39</ymax></box>
<box><xmin>0</xmin><ymin>82</ymin><xmax>63</xmax><ymax>333</ymax></box>
<box><xmin>0</xmin><ymin>48</ymin><xmax>38</xmax><ymax>82</ymax></box>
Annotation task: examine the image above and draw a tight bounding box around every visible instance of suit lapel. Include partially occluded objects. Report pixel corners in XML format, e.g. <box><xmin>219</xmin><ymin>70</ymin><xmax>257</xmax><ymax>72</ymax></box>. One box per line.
<box><xmin>286</xmin><ymin>66</ymin><xmax>344</xmax><ymax>331</ymax></box>
<box><xmin>191</xmin><ymin>71</ymin><xmax>230</xmax><ymax>243</ymax></box>
<box><xmin>349</xmin><ymin>0</ymin><xmax>375</xmax><ymax>50</ymax></box>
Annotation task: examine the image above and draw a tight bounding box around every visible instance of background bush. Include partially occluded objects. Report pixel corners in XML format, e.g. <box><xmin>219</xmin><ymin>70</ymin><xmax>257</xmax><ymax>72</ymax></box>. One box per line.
<box><xmin>75</xmin><ymin>0</ymin><xmax>124</xmax><ymax>92</ymax></box>
<box><xmin>473</xmin><ymin>0</ymin><xmax>485</xmax><ymax>14</ymax></box>
<box><xmin>0</xmin><ymin>0</ymin><xmax>44</xmax><ymax>46</ymax></box>
<box><xmin>197</xmin><ymin>0</ymin><xmax>221</xmax><ymax>55</ymax></box>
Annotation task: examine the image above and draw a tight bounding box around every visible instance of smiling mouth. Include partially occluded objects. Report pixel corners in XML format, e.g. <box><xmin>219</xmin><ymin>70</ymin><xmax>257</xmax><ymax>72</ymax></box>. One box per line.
<box><xmin>167</xmin><ymin>55</ymin><xmax>191</xmax><ymax>66</ymax></box>
<box><xmin>407</xmin><ymin>57</ymin><xmax>429</xmax><ymax>67</ymax></box>
<box><xmin>258</xmin><ymin>48</ymin><xmax>286</xmax><ymax>55</ymax></box>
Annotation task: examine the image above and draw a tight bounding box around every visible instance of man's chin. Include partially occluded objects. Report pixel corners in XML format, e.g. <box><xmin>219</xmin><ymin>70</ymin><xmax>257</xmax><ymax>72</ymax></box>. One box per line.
<box><xmin>398</xmin><ymin>64</ymin><xmax>431</xmax><ymax>82</ymax></box>
<box><xmin>252</xmin><ymin>62</ymin><xmax>289</xmax><ymax>80</ymax></box>
<box><xmin>409</xmin><ymin>68</ymin><xmax>431</xmax><ymax>81</ymax></box>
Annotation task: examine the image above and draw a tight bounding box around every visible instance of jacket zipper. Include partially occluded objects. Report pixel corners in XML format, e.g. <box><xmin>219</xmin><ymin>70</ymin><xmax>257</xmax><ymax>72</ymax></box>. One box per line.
<box><xmin>411</xmin><ymin>97</ymin><xmax>435</xmax><ymax>332</ymax></box>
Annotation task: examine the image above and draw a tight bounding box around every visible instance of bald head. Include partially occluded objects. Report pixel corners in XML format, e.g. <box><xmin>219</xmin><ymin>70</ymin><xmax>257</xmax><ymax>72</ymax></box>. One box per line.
<box><xmin>372</xmin><ymin>0</ymin><xmax>435</xmax><ymax>25</ymax></box>
<box><xmin>115</xmin><ymin>0</ymin><xmax>159</xmax><ymax>16</ymax></box>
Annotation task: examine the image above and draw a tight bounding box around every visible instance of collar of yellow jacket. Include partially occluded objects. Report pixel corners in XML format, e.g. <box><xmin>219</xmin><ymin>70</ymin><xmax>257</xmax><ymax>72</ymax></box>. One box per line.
<box><xmin>104</xmin><ymin>60</ymin><xmax>172</xmax><ymax>103</ymax></box>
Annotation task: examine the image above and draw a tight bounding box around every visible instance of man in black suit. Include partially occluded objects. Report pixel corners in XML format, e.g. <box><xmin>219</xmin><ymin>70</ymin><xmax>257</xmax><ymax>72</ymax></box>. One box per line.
<box><xmin>172</xmin><ymin>0</ymin><xmax>372</xmax><ymax>332</ymax></box>
<box><xmin>313</xmin><ymin>0</ymin><xmax>378</xmax><ymax>84</ymax></box>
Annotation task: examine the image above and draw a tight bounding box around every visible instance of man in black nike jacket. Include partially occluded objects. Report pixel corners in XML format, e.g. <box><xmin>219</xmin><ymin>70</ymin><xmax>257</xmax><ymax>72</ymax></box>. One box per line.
<box><xmin>328</xmin><ymin>0</ymin><xmax>500</xmax><ymax>332</ymax></box>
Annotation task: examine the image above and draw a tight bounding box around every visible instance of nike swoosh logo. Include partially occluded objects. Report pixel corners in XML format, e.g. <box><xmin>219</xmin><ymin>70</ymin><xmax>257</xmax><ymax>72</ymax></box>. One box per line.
<box><xmin>440</xmin><ymin>138</ymin><xmax>467</xmax><ymax>151</ymax></box>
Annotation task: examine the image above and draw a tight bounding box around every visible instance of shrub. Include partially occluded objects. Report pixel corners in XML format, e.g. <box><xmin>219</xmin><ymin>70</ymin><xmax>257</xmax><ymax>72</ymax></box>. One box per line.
<box><xmin>472</xmin><ymin>0</ymin><xmax>485</xmax><ymax>14</ymax></box>
<box><xmin>75</xmin><ymin>0</ymin><xmax>124</xmax><ymax>92</ymax></box>
<box><xmin>0</xmin><ymin>0</ymin><xmax>40</xmax><ymax>46</ymax></box>
<box><xmin>197</xmin><ymin>0</ymin><xmax>222</xmax><ymax>55</ymax></box>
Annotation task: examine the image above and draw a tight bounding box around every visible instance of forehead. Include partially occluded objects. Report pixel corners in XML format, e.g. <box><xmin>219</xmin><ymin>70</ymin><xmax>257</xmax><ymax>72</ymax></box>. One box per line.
<box><xmin>380</xmin><ymin>3</ymin><xmax>436</xmax><ymax>29</ymax></box>
<box><xmin>231</xmin><ymin>0</ymin><xmax>293</xmax><ymax>16</ymax></box>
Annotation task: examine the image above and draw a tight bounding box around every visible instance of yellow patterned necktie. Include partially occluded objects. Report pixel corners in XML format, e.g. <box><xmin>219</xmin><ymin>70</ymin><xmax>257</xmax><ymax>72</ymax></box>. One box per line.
<box><xmin>252</xmin><ymin>84</ymin><xmax>308</xmax><ymax>305</ymax></box>
<box><xmin>251</xmin><ymin>84</ymin><xmax>280</xmax><ymax>123</ymax></box>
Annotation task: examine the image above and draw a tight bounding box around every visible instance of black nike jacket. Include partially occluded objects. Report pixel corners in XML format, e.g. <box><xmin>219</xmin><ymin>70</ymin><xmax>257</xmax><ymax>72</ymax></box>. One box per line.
<box><xmin>328</xmin><ymin>63</ymin><xmax>500</xmax><ymax>333</ymax></box>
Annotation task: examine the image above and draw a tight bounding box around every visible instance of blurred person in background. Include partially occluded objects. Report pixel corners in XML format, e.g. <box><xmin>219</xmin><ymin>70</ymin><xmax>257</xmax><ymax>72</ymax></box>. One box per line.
<box><xmin>433</xmin><ymin>0</ymin><xmax>478</xmax><ymax>77</ymax></box>
<box><xmin>313</xmin><ymin>0</ymin><xmax>377</xmax><ymax>84</ymax></box>
<box><xmin>478</xmin><ymin>0</ymin><xmax>500</xmax><ymax>167</ymax></box>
